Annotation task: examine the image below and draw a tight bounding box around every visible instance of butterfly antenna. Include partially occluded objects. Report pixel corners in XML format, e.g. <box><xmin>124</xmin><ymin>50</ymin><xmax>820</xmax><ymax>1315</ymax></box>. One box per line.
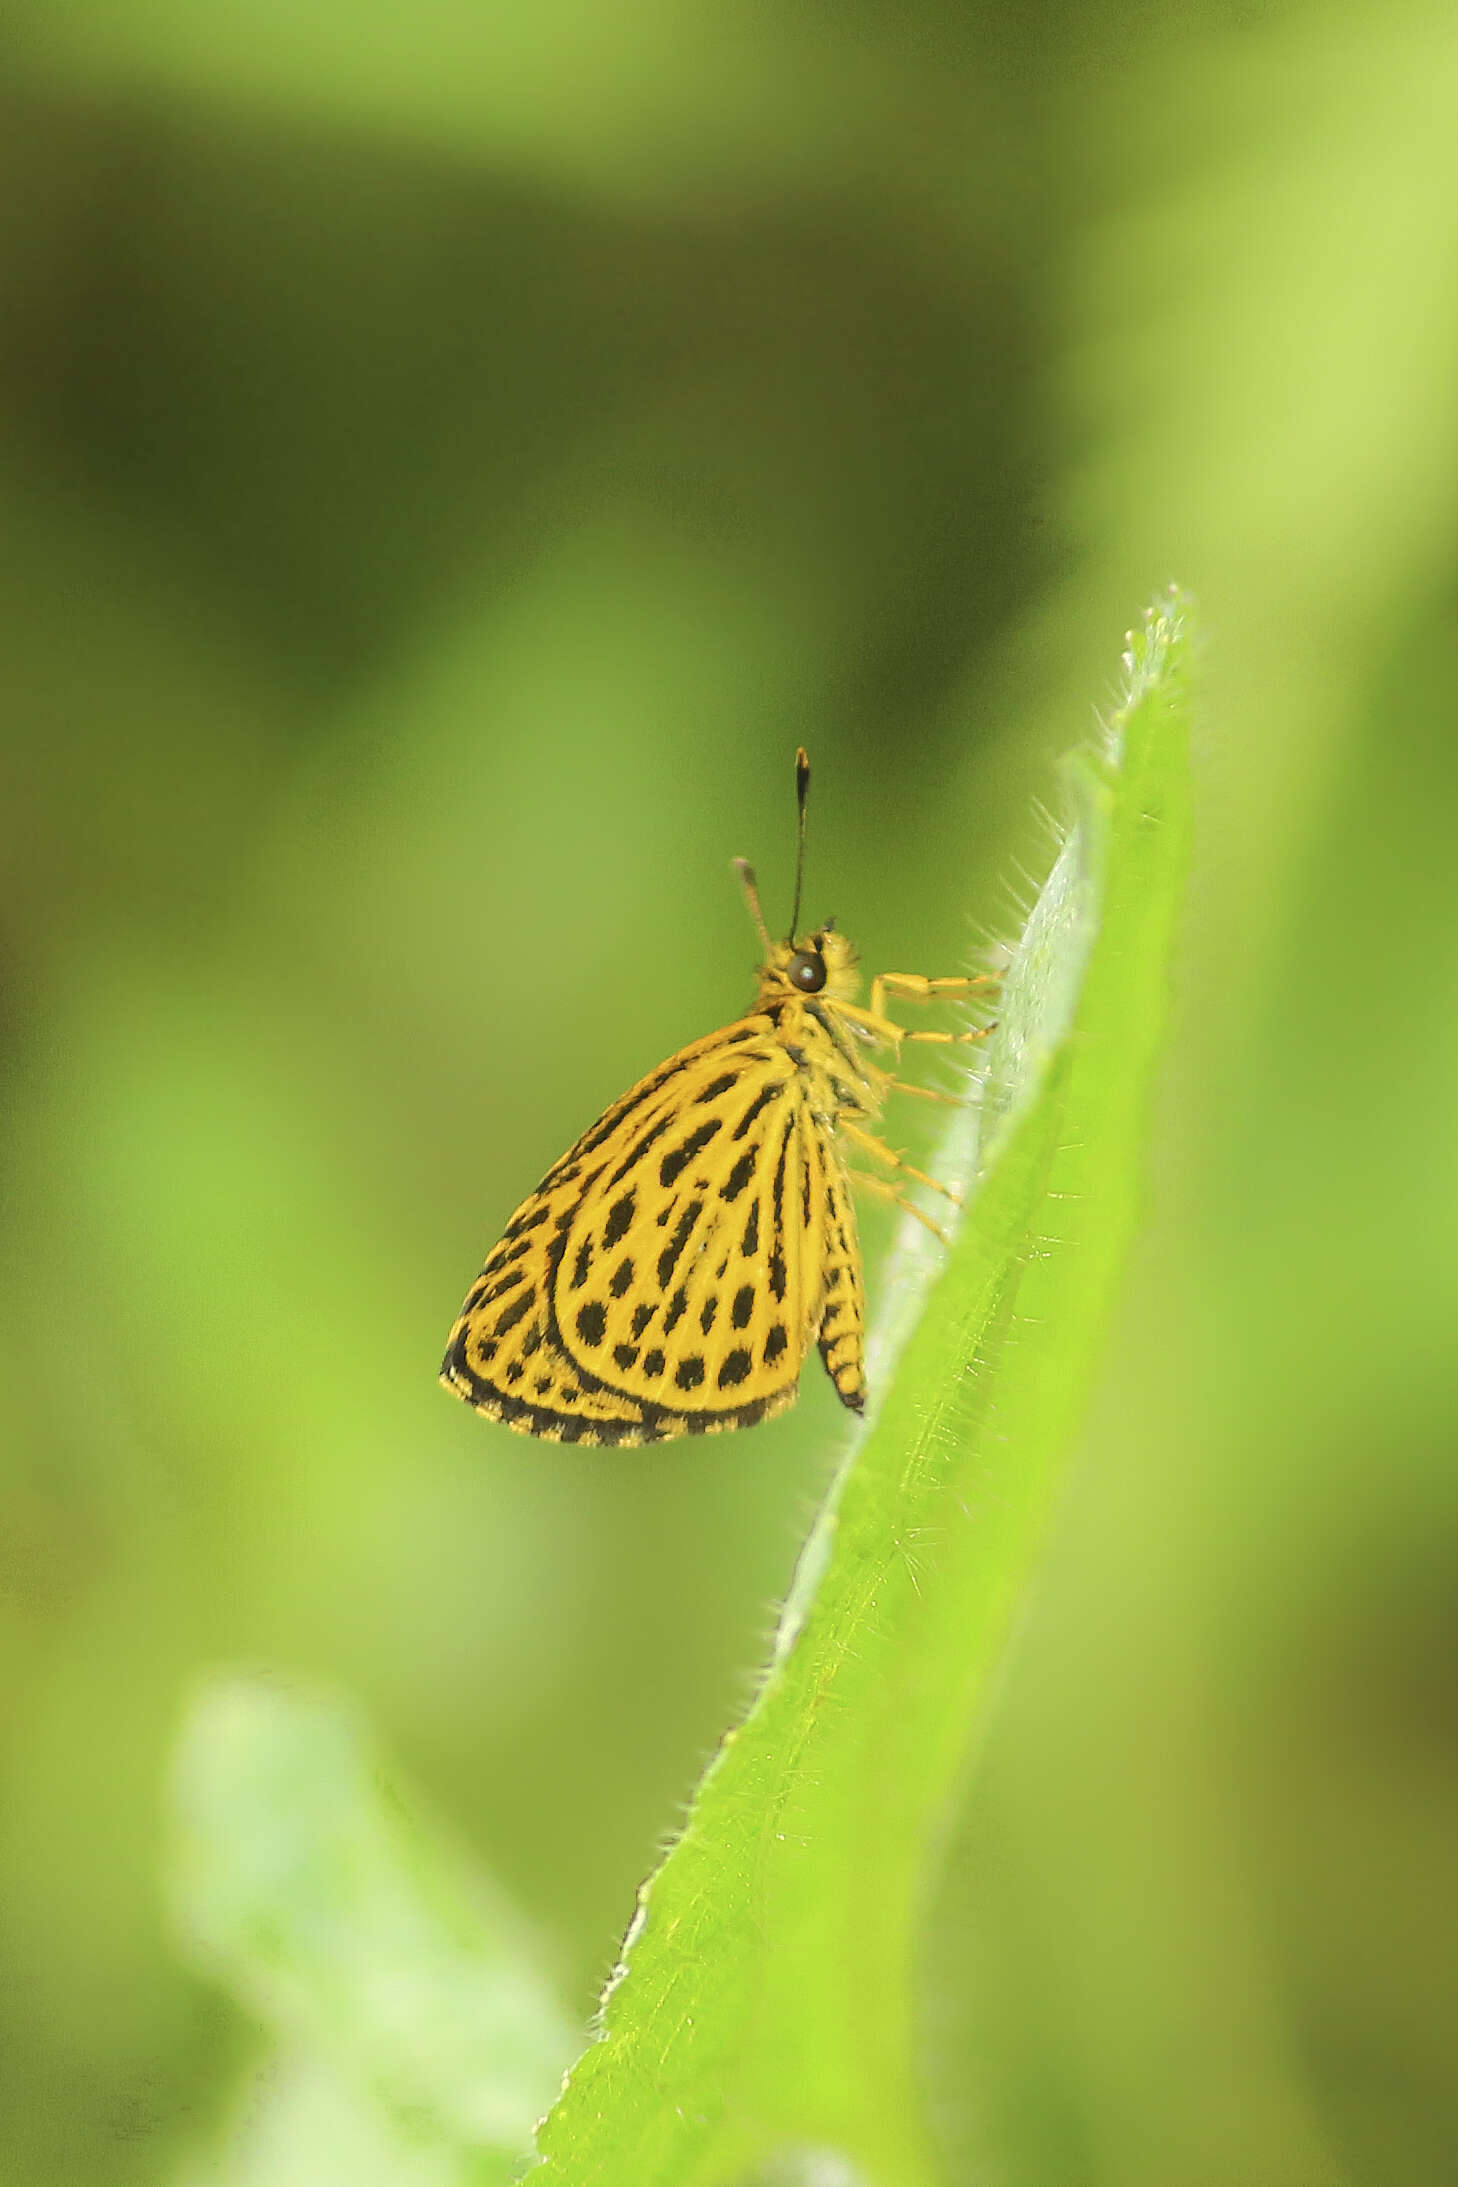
<box><xmin>787</xmin><ymin>746</ymin><xmax>810</xmax><ymax>942</ymax></box>
<box><xmin>734</xmin><ymin>857</ymin><xmax>774</xmax><ymax>956</ymax></box>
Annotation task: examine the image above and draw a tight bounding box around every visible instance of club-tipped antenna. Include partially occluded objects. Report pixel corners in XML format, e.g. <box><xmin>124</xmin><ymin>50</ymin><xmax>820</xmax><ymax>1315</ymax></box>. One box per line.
<box><xmin>734</xmin><ymin>857</ymin><xmax>773</xmax><ymax>956</ymax></box>
<box><xmin>788</xmin><ymin>746</ymin><xmax>811</xmax><ymax>942</ymax></box>
<box><xmin>734</xmin><ymin>748</ymin><xmax>812</xmax><ymax>957</ymax></box>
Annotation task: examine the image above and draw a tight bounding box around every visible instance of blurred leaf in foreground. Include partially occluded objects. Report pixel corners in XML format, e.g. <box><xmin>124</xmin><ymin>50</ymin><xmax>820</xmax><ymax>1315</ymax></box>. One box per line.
<box><xmin>167</xmin><ymin>1674</ymin><xmax>577</xmax><ymax>2184</ymax></box>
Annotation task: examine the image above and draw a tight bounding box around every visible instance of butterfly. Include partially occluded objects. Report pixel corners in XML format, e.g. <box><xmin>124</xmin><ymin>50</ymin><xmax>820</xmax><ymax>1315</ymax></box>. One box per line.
<box><xmin>441</xmin><ymin>750</ymin><xmax>994</xmax><ymax>1446</ymax></box>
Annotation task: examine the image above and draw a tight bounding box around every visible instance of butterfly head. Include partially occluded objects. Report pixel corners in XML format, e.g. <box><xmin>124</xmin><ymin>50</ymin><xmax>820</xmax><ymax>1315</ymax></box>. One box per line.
<box><xmin>757</xmin><ymin>923</ymin><xmax>861</xmax><ymax>1005</ymax></box>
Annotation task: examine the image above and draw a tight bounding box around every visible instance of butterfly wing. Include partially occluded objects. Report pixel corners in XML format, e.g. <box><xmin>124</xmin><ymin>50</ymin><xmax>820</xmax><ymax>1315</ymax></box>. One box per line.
<box><xmin>441</xmin><ymin>1015</ymin><xmax>848</xmax><ymax>1445</ymax></box>
<box><xmin>552</xmin><ymin>1047</ymin><xmax>828</xmax><ymax>1432</ymax></box>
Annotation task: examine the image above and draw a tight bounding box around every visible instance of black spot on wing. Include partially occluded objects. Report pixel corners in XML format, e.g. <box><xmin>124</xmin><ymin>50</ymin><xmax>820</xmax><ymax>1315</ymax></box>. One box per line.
<box><xmin>740</xmin><ymin>1201</ymin><xmax>760</xmax><ymax>1257</ymax></box>
<box><xmin>732</xmin><ymin>1083</ymin><xmax>783</xmax><ymax>1140</ymax></box>
<box><xmin>504</xmin><ymin>1200</ymin><xmax>553</xmax><ymax>1239</ymax></box>
<box><xmin>604</xmin><ymin>1110</ymin><xmax>677</xmax><ymax>1191</ymax></box>
<box><xmin>718</xmin><ymin>1348</ymin><xmax>752</xmax><ymax>1388</ymax></box>
<box><xmin>721</xmin><ymin>1149</ymin><xmax>756</xmax><ymax>1203</ymax></box>
<box><xmin>475</xmin><ymin>1267</ymin><xmax>525</xmax><ymax>1307</ymax></box>
<box><xmin>603</xmin><ymin>1192</ymin><xmax>636</xmax><ymax>1248</ymax></box>
<box><xmin>659</xmin><ymin>1115</ymin><xmax>723</xmax><ymax>1188</ymax></box>
<box><xmin>662</xmin><ymin>1286</ymin><xmax>689</xmax><ymax>1335</ymax></box>
<box><xmin>609</xmin><ymin>1256</ymin><xmax>635</xmax><ymax>1297</ymax></box>
<box><xmin>656</xmin><ymin>1201</ymin><xmax>702</xmax><ymax>1289</ymax></box>
<box><xmin>674</xmin><ymin>1356</ymin><xmax>706</xmax><ymax>1391</ymax></box>
<box><xmin>771</xmin><ymin>1132</ymin><xmax>789</xmax><ymax>1234</ymax></box>
<box><xmin>758</xmin><ymin>1117</ymin><xmax>793</xmax><ymax>1309</ymax></box>
<box><xmin>494</xmin><ymin>1289</ymin><xmax>535</xmax><ymax>1337</ymax></box>
<box><xmin>699</xmin><ymin>1072</ymin><xmax>739</xmax><ymax>1101</ymax></box>
<box><xmin>576</xmin><ymin>1301</ymin><xmax>607</xmax><ymax>1347</ymax></box>
<box><xmin>764</xmin><ymin>1323</ymin><xmax>788</xmax><ymax>1364</ymax></box>
<box><xmin>570</xmin><ymin>1239</ymin><xmax>593</xmax><ymax>1290</ymax></box>
<box><xmin>631</xmin><ymin>1302</ymin><xmax>655</xmax><ymax>1340</ymax></box>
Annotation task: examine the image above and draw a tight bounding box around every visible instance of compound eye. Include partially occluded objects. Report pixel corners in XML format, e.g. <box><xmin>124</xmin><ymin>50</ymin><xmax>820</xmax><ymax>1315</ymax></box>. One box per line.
<box><xmin>788</xmin><ymin>947</ymin><xmax>828</xmax><ymax>994</ymax></box>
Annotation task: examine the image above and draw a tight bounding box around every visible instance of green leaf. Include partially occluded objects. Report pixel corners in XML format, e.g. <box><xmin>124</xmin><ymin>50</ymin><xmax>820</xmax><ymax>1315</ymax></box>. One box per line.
<box><xmin>167</xmin><ymin>1674</ymin><xmax>578</xmax><ymax>2183</ymax></box>
<box><xmin>531</xmin><ymin>589</ymin><xmax>1196</xmax><ymax>2186</ymax></box>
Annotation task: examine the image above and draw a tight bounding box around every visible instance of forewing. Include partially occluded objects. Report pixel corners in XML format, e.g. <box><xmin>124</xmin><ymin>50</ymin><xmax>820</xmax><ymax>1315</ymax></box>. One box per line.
<box><xmin>552</xmin><ymin>1040</ymin><xmax>829</xmax><ymax>1427</ymax></box>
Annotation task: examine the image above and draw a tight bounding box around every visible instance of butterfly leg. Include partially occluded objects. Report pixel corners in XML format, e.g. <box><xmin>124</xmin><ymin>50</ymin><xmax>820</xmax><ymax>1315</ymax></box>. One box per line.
<box><xmin>862</xmin><ymin>1058</ymin><xmax>968</xmax><ymax>1107</ymax></box>
<box><xmin>838</xmin><ymin>1116</ymin><xmax>962</xmax><ymax>1213</ymax></box>
<box><xmin>847</xmin><ymin>1165</ymin><xmax>952</xmax><ymax>1241</ymax></box>
<box><xmin>869</xmin><ymin>971</ymin><xmax>999</xmax><ymax>1049</ymax></box>
<box><xmin>837</xmin><ymin>980</ymin><xmax>998</xmax><ymax>1058</ymax></box>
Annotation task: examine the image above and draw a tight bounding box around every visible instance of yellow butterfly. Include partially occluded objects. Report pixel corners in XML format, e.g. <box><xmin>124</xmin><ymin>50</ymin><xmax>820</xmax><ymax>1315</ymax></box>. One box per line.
<box><xmin>441</xmin><ymin>751</ymin><xmax>994</xmax><ymax>1446</ymax></box>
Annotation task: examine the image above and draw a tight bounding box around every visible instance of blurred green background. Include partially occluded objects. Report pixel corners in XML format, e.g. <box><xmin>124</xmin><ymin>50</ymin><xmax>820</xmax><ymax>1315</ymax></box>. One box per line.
<box><xmin>3</xmin><ymin>3</ymin><xmax>1458</xmax><ymax>2183</ymax></box>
